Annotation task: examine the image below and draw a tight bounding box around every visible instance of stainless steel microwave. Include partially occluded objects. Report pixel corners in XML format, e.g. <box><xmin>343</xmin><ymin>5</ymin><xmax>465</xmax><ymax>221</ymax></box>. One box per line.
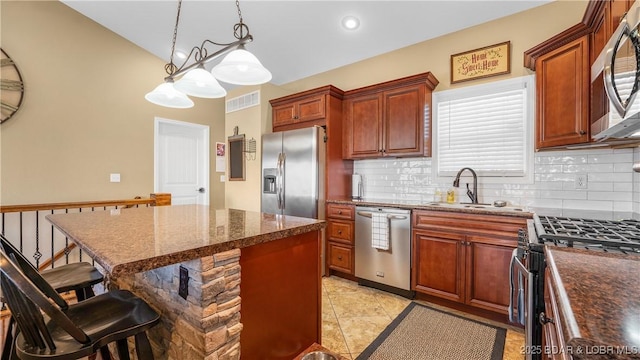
<box><xmin>592</xmin><ymin>0</ymin><xmax>640</xmax><ymax>141</ymax></box>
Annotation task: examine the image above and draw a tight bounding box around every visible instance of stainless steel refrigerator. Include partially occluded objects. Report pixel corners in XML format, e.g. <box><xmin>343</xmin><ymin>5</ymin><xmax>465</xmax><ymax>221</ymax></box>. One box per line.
<box><xmin>261</xmin><ymin>126</ymin><xmax>326</xmax><ymax>219</ymax></box>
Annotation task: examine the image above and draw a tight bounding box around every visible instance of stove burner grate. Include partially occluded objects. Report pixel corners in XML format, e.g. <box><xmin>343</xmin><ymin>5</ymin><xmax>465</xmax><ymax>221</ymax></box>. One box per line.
<box><xmin>534</xmin><ymin>216</ymin><xmax>640</xmax><ymax>253</ymax></box>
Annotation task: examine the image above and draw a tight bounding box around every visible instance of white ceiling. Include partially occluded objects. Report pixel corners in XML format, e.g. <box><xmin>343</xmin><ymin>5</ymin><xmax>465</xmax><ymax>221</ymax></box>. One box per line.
<box><xmin>61</xmin><ymin>0</ymin><xmax>553</xmax><ymax>85</ymax></box>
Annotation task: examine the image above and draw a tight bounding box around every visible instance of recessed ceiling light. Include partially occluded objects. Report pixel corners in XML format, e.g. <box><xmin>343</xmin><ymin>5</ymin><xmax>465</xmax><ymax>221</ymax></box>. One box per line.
<box><xmin>341</xmin><ymin>16</ymin><xmax>360</xmax><ymax>31</ymax></box>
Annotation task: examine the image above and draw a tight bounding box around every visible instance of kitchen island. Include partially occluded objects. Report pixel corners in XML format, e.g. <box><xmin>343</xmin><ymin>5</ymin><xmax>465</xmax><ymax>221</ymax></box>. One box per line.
<box><xmin>47</xmin><ymin>205</ymin><xmax>325</xmax><ymax>360</ymax></box>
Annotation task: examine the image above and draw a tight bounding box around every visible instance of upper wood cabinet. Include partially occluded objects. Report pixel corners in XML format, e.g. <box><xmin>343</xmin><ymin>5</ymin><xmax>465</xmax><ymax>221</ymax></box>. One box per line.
<box><xmin>524</xmin><ymin>0</ymin><xmax>635</xmax><ymax>150</ymax></box>
<box><xmin>535</xmin><ymin>36</ymin><xmax>590</xmax><ymax>149</ymax></box>
<box><xmin>269</xmin><ymin>86</ymin><xmax>343</xmax><ymax>132</ymax></box>
<box><xmin>342</xmin><ymin>72</ymin><xmax>439</xmax><ymax>159</ymax></box>
<box><xmin>269</xmin><ymin>86</ymin><xmax>354</xmax><ymax>201</ymax></box>
<box><xmin>272</xmin><ymin>95</ymin><xmax>325</xmax><ymax>128</ymax></box>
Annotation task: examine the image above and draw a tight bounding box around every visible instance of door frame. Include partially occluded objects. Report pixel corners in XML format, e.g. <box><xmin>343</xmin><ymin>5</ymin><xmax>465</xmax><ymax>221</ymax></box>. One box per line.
<box><xmin>154</xmin><ymin>117</ymin><xmax>210</xmax><ymax>205</ymax></box>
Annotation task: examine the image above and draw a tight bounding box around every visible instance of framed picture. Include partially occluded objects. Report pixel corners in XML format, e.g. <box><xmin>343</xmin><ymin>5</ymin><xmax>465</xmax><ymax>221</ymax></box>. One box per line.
<box><xmin>451</xmin><ymin>41</ymin><xmax>510</xmax><ymax>84</ymax></box>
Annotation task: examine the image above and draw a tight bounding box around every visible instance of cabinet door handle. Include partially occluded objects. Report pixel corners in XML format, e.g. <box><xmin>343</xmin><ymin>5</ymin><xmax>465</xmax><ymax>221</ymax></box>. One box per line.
<box><xmin>539</xmin><ymin>312</ymin><xmax>554</xmax><ymax>325</ymax></box>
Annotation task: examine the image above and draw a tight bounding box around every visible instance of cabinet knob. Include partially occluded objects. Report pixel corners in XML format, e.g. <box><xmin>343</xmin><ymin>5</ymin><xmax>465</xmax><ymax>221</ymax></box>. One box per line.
<box><xmin>338</xmin><ymin>210</ymin><xmax>342</xmax><ymax>214</ymax></box>
<box><xmin>579</xmin><ymin>130</ymin><xmax>587</xmax><ymax>135</ymax></box>
<box><xmin>337</xmin><ymin>255</ymin><xmax>343</xmax><ymax>260</ymax></box>
<box><xmin>337</xmin><ymin>230</ymin><xmax>342</xmax><ymax>235</ymax></box>
<box><xmin>539</xmin><ymin>312</ymin><xmax>554</xmax><ymax>325</ymax></box>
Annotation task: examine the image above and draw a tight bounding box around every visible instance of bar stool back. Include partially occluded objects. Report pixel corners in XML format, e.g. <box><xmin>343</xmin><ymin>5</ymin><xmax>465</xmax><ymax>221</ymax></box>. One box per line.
<box><xmin>0</xmin><ymin>251</ymin><xmax>160</xmax><ymax>360</ymax></box>
<box><xmin>0</xmin><ymin>234</ymin><xmax>104</xmax><ymax>359</ymax></box>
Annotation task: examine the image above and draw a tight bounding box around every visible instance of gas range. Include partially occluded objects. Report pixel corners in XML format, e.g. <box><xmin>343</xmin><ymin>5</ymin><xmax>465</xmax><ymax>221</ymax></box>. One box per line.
<box><xmin>532</xmin><ymin>215</ymin><xmax>640</xmax><ymax>255</ymax></box>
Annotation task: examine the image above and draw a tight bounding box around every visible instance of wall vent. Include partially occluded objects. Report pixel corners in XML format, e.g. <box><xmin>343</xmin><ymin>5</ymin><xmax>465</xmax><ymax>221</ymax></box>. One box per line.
<box><xmin>226</xmin><ymin>90</ymin><xmax>260</xmax><ymax>113</ymax></box>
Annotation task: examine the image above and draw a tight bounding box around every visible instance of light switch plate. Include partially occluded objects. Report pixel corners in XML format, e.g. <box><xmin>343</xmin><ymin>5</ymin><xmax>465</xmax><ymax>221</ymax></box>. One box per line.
<box><xmin>110</xmin><ymin>173</ymin><xmax>121</xmax><ymax>183</ymax></box>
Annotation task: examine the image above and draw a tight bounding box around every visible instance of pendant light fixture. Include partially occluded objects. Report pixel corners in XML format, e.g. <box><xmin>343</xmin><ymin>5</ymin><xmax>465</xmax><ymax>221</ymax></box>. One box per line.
<box><xmin>145</xmin><ymin>0</ymin><xmax>271</xmax><ymax>108</ymax></box>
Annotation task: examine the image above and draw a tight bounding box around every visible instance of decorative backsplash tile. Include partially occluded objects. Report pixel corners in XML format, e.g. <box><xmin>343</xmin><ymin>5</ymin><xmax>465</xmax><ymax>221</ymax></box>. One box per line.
<box><xmin>353</xmin><ymin>148</ymin><xmax>639</xmax><ymax>217</ymax></box>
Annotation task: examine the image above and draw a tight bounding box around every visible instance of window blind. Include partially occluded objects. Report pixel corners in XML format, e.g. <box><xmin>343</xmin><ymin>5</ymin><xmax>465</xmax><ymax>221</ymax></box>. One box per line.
<box><xmin>435</xmin><ymin>77</ymin><xmax>531</xmax><ymax>177</ymax></box>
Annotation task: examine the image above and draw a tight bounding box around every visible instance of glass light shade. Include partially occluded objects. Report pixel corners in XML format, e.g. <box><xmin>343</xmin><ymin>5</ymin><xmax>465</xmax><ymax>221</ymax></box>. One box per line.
<box><xmin>174</xmin><ymin>67</ymin><xmax>227</xmax><ymax>98</ymax></box>
<box><xmin>145</xmin><ymin>82</ymin><xmax>194</xmax><ymax>108</ymax></box>
<box><xmin>211</xmin><ymin>48</ymin><xmax>272</xmax><ymax>85</ymax></box>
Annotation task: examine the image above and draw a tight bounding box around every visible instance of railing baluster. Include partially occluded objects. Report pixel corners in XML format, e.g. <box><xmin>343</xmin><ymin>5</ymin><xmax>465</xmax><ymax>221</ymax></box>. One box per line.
<box><xmin>19</xmin><ymin>212</ymin><xmax>23</xmax><ymax>252</ymax></box>
<box><xmin>50</xmin><ymin>210</ymin><xmax>55</xmax><ymax>269</ymax></box>
<box><xmin>34</xmin><ymin>210</ymin><xmax>41</xmax><ymax>268</ymax></box>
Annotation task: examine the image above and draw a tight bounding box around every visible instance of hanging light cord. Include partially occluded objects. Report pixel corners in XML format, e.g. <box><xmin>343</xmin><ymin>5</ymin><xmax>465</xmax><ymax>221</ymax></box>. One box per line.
<box><xmin>234</xmin><ymin>0</ymin><xmax>248</xmax><ymax>40</ymax></box>
<box><xmin>163</xmin><ymin>0</ymin><xmax>254</xmax><ymax>81</ymax></box>
<box><xmin>165</xmin><ymin>0</ymin><xmax>183</xmax><ymax>76</ymax></box>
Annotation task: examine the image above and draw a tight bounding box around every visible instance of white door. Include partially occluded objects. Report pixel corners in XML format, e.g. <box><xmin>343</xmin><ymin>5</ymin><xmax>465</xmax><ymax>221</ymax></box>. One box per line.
<box><xmin>155</xmin><ymin>117</ymin><xmax>210</xmax><ymax>205</ymax></box>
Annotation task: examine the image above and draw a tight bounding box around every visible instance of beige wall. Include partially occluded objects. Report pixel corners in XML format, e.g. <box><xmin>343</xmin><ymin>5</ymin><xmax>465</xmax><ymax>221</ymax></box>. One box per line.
<box><xmin>282</xmin><ymin>1</ymin><xmax>588</xmax><ymax>93</ymax></box>
<box><xmin>1</xmin><ymin>0</ymin><xmax>588</xmax><ymax>208</ymax></box>
<box><xmin>224</xmin><ymin>84</ymin><xmax>290</xmax><ymax>211</ymax></box>
<box><xmin>0</xmin><ymin>1</ymin><xmax>226</xmax><ymax>206</ymax></box>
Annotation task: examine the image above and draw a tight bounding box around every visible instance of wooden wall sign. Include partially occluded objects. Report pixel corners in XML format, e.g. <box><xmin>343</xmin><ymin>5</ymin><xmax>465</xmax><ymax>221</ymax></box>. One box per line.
<box><xmin>450</xmin><ymin>41</ymin><xmax>510</xmax><ymax>84</ymax></box>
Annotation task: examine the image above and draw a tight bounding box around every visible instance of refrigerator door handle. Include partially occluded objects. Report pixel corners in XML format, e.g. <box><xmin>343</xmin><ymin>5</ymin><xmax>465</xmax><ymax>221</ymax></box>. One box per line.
<box><xmin>276</xmin><ymin>153</ymin><xmax>283</xmax><ymax>209</ymax></box>
<box><xmin>279</xmin><ymin>153</ymin><xmax>286</xmax><ymax>209</ymax></box>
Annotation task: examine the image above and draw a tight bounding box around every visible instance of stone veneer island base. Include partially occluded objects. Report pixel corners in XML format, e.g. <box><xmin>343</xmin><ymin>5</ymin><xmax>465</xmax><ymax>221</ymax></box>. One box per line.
<box><xmin>47</xmin><ymin>206</ymin><xmax>324</xmax><ymax>360</ymax></box>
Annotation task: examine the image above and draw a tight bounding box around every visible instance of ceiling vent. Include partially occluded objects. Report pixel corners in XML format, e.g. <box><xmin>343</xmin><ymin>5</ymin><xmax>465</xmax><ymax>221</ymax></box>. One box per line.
<box><xmin>226</xmin><ymin>90</ymin><xmax>260</xmax><ymax>113</ymax></box>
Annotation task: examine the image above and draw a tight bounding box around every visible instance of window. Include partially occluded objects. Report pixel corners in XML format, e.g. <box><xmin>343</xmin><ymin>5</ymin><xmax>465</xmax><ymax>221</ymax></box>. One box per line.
<box><xmin>433</xmin><ymin>75</ymin><xmax>534</xmax><ymax>182</ymax></box>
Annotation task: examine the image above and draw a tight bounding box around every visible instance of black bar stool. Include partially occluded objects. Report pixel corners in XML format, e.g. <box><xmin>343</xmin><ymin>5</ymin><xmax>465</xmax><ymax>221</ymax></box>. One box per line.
<box><xmin>0</xmin><ymin>234</ymin><xmax>104</xmax><ymax>360</ymax></box>
<box><xmin>0</xmin><ymin>251</ymin><xmax>160</xmax><ymax>360</ymax></box>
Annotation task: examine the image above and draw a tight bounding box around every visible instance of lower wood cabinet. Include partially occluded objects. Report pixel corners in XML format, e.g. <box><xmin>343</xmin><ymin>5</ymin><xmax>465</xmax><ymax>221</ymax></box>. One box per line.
<box><xmin>326</xmin><ymin>203</ymin><xmax>355</xmax><ymax>275</ymax></box>
<box><xmin>412</xmin><ymin>210</ymin><xmax>528</xmax><ymax>315</ymax></box>
<box><xmin>327</xmin><ymin>243</ymin><xmax>353</xmax><ymax>274</ymax></box>
<box><xmin>542</xmin><ymin>267</ymin><xmax>570</xmax><ymax>360</ymax></box>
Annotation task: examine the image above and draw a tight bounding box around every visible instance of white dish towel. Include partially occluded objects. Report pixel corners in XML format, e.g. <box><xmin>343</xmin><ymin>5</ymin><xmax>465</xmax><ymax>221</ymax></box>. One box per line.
<box><xmin>371</xmin><ymin>212</ymin><xmax>390</xmax><ymax>250</ymax></box>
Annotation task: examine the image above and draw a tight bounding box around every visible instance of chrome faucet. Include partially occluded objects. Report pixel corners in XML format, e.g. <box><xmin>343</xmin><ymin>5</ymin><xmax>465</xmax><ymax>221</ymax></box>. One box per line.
<box><xmin>453</xmin><ymin>167</ymin><xmax>478</xmax><ymax>204</ymax></box>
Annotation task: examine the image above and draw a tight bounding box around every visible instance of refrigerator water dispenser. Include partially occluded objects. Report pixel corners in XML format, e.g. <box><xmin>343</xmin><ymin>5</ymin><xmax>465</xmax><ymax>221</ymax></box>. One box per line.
<box><xmin>263</xmin><ymin>168</ymin><xmax>276</xmax><ymax>194</ymax></box>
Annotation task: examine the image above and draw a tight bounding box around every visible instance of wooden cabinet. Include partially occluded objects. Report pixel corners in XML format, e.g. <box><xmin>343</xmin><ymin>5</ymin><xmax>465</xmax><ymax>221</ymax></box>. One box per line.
<box><xmin>343</xmin><ymin>72</ymin><xmax>439</xmax><ymax>159</ymax></box>
<box><xmin>535</xmin><ymin>36</ymin><xmax>590</xmax><ymax>149</ymax></box>
<box><xmin>524</xmin><ymin>0</ymin><xmax>637</xmax><ymax>150</ymax></box>
<box><xmin>541</xmin><ymin>268</ymin><xmax>570</xmax><ymax>360</ymax></box>
<box><xmin>413</xmin><ymin>230</ymin><xmax>465</xmax><ymax>303</ymax></box>
<box><xmin>412</xmin><ymin>210</ymin><xmax>528</xmax><ymax>315</ymax></box>
<box><xmin>272</xmin><ymin>94</ymin><xmax>325</xmax><ymax>128</ymax></box>
<box><xmin>326</xmin><ymin>203</ymin><xmax>355</xmax><ymax>275</ymax></box>
<box><xmin>269</xmin><ymin>86</ymin><xmax>354</xmax><ymax>201</ymax></box>
<box><xmin>270</xmin><ymin>87</ymin><xmax>343</xmax><ymax>131</ymax></box>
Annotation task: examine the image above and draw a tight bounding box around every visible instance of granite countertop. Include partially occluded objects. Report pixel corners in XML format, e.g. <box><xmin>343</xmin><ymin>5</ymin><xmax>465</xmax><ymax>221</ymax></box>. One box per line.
<box><xmin>327</xmin><ymin>197</ymin><xmax>533</xmax><ymax>218</ymax></box>
<box><xmin>545</xmin><ymin>247</ymin><xmax>640</xmax><ymax>359</ymax></box>
<box><xmin>46</xmin><ymin>205</ymin><xmax>325</xmax><ymax>277</ymax></box>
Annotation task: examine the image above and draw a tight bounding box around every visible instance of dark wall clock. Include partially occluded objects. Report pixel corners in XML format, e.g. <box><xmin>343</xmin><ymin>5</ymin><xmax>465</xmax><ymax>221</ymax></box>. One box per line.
<box><xmin>1</xmin><ymin>48</ymin><xmax>25</xmax><ymax>123</ymax></box>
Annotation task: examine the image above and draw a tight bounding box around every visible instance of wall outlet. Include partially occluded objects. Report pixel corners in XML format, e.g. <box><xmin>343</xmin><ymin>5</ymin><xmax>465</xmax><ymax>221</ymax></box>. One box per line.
<box><xmin>110</xmin><ymin>173</ymin><xmax>121</xmax><ymax>183</ymax></box>
<box><xmin>178</xmin><ymin>266</ymin><xmax>189</xmax><ymax>300</ymax></box>
<box><xmin>575</xmin><ymin>174</ymin><xmax>588</xmax><ymax>190</ymax></box>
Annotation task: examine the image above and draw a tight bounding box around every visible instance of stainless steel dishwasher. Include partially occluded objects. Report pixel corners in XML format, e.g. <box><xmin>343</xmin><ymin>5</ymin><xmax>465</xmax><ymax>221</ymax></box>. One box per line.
<box><xmin>355</xmin><ymin>206</ymin><xmax>412</xmax><ymax>297</ymax></box>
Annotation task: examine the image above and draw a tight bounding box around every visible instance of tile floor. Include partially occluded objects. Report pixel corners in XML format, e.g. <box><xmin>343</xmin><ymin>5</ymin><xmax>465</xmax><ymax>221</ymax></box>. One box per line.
<box><xmin>321</xmin><ymin>276</ymin><xmax>525</xmax><ymax>360</ymax></box>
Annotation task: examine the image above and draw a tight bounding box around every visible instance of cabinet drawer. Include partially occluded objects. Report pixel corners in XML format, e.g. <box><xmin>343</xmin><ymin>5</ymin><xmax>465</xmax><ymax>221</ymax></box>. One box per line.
<box><xmin>327</xmin><ymin>220</ymin><xmax>353</xmax><ymax>243</ymax></box>
<box><xmin>328</xmin><ymin>243</ymin><xmax>353</xmax><ymax>274</ymax></box>
<box><xmin>413</xmin><ymin>210</ymin><xmax>527</xmax><ymax>240</ymax></box>
<box><xmin>327</xmin><ymin>203</ymin><xmax>355</xmax><ymax>220</ymax></box>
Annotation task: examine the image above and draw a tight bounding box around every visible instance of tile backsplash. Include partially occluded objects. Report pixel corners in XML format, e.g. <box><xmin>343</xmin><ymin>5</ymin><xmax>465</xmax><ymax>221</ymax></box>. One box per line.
<box><xmin>353</xmin><ymin>147</ymin><xmax>640</xmax><ymax>217</ymax></box>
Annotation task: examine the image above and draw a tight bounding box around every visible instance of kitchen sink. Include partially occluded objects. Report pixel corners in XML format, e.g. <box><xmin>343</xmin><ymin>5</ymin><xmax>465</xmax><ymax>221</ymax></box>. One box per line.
<box><xmin>424</xmin><ymin>202</ymin><xmax>525</xmax><ymax>212</ymax></box>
